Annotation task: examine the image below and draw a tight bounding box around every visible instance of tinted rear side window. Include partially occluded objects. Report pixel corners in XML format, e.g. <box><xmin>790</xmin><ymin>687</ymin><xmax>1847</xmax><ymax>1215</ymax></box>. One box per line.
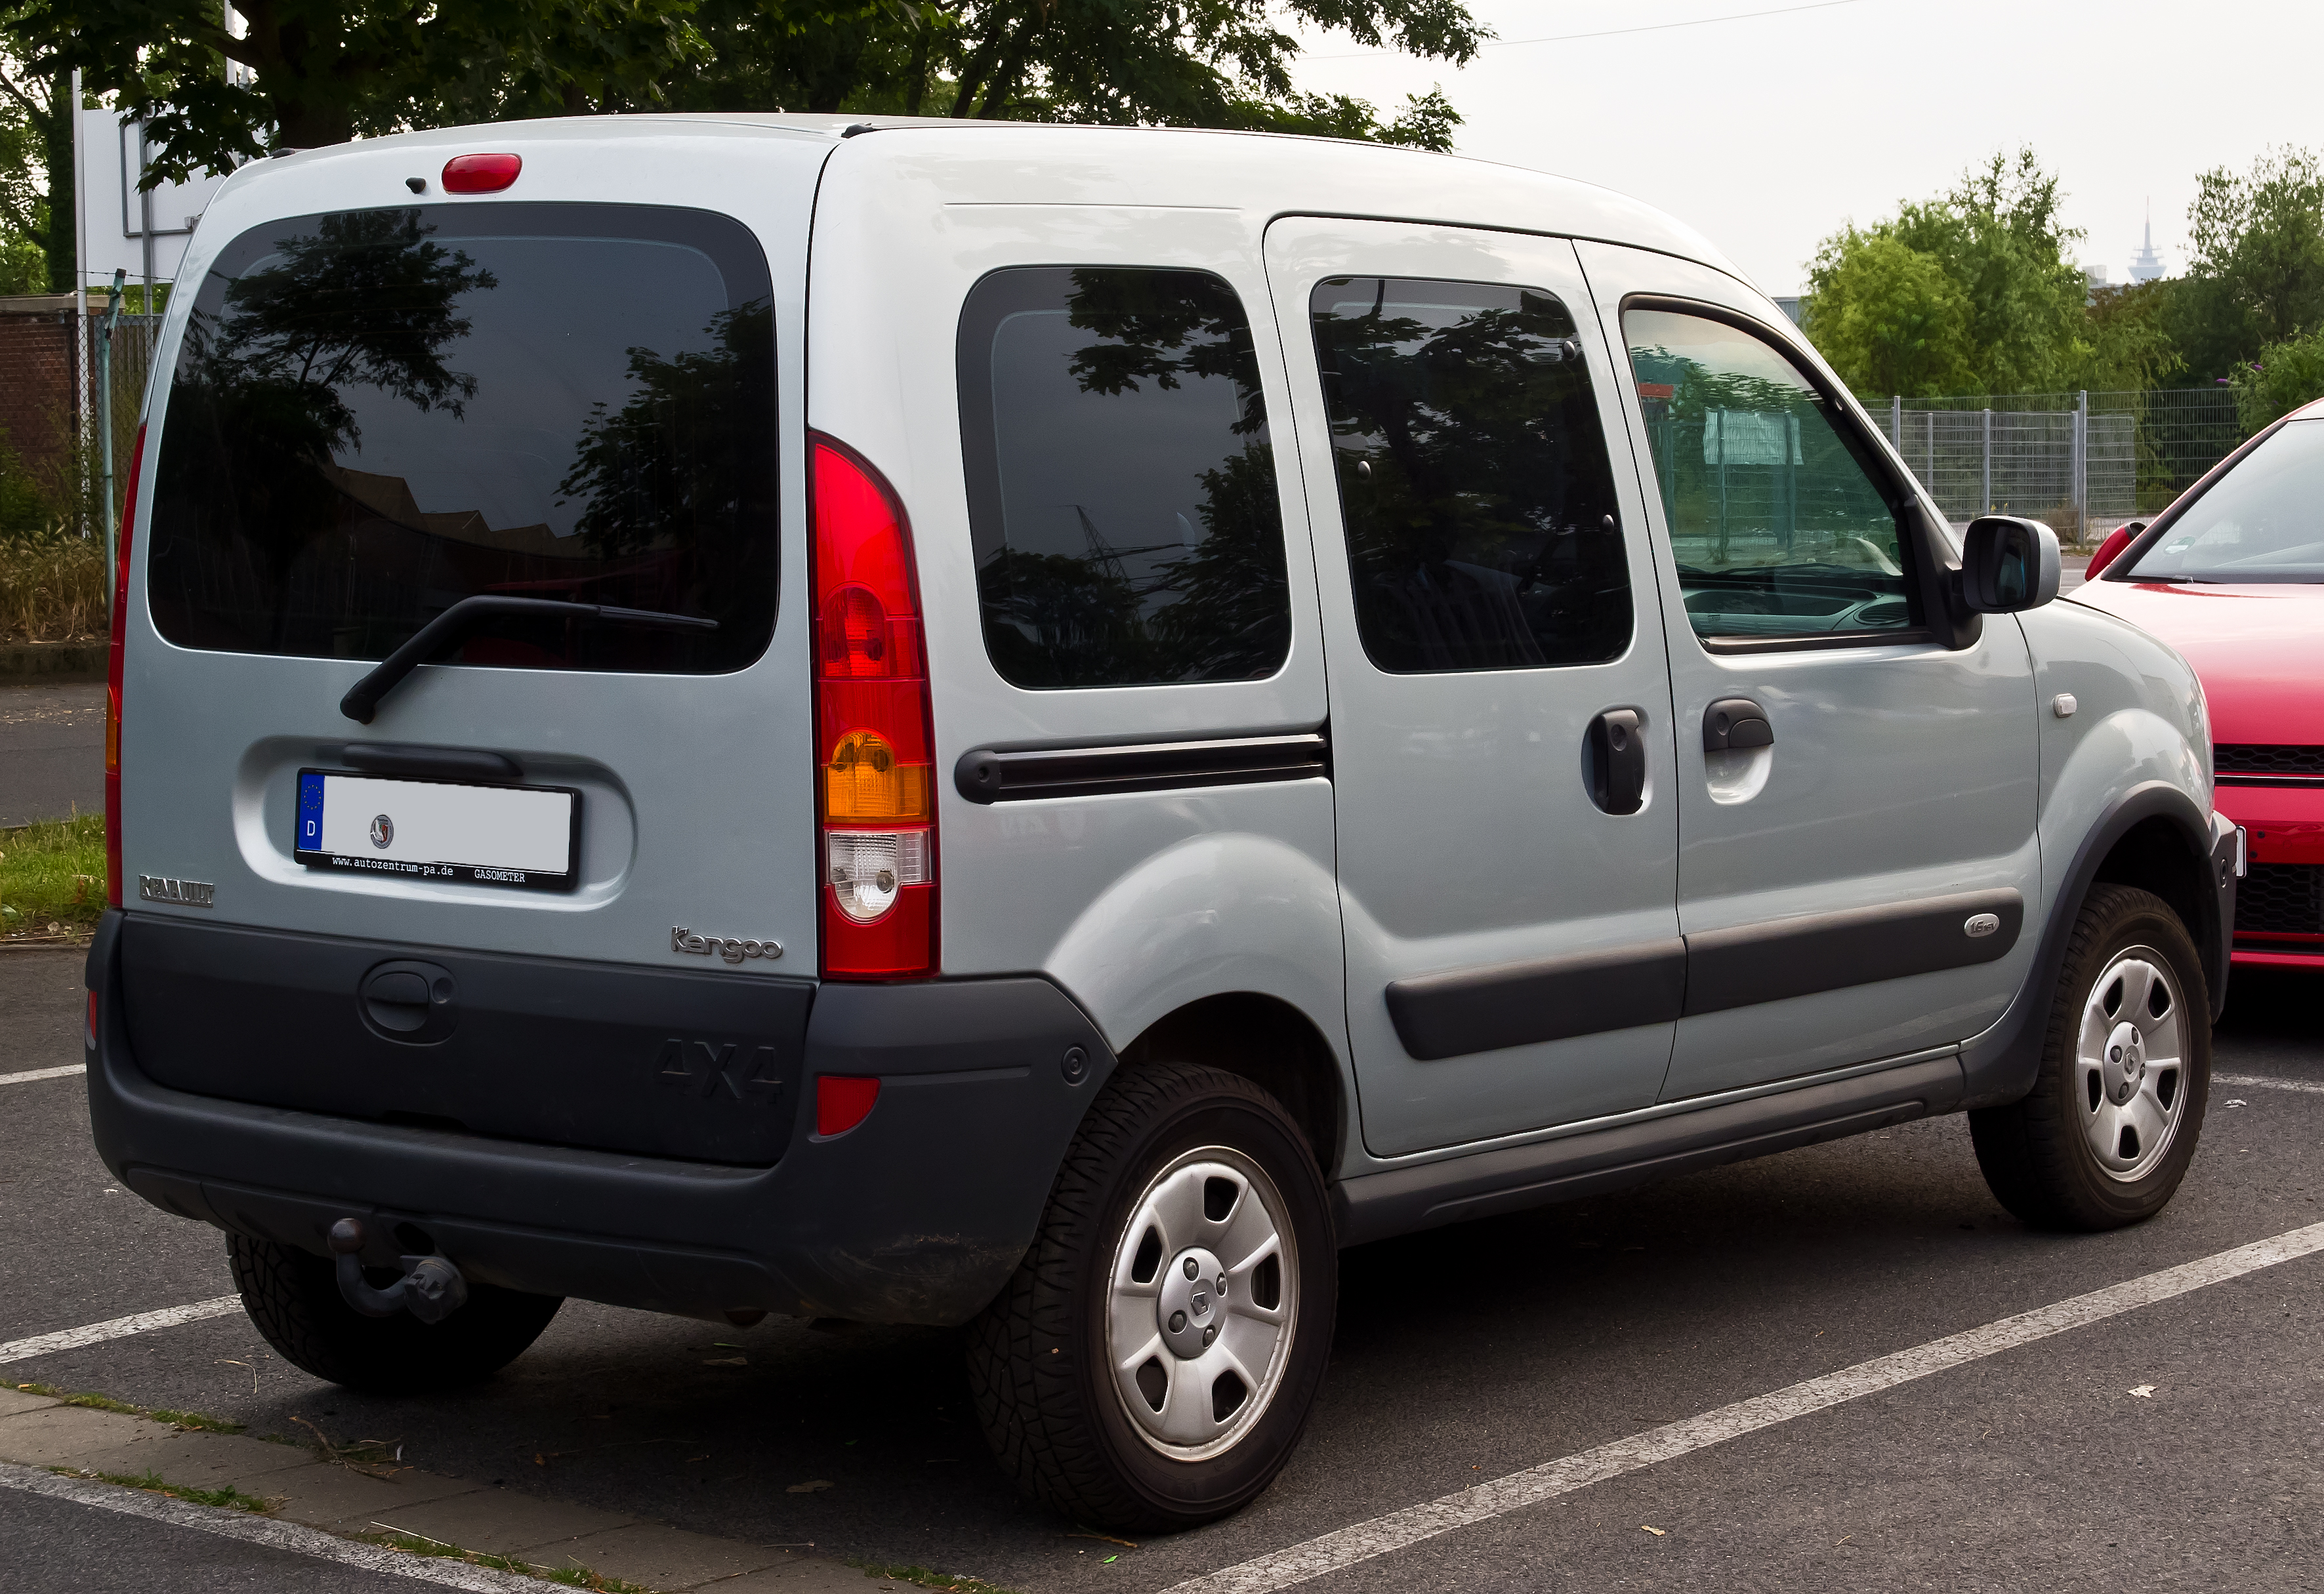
<box><xmin>1310</xmin><ymin>277</ymin><xmax>1630</xmax><ymax>674</ymax></box>
<box><xmin>957</xmin><ymin>266</ymin><xmax>1291</xmax><ymax>689</ymax></box>
<box><xmin>148</xmin><ymin>204</ymin><xmax>776</xmax><ymax>672</ymax></box>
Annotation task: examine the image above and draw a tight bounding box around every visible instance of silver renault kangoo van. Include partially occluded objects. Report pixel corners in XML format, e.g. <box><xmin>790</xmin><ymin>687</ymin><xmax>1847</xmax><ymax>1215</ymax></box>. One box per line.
<box><xmin>89</xmin><ymin>116</ymin><xmax>2239</xmax><ymax>1530</ymax></box>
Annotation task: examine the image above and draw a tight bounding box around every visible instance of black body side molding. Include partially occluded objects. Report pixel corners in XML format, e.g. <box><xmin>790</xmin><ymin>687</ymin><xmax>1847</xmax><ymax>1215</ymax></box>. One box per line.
<box><xmin>1384</xmin><ymin>891</ymin><xmax>2021</xmax><ymax>1061</ymax></box>
<box><xmin>955</xmin><ymin>731</ymin><xmax>1328</xmax><ymax>804</ymax></box>
<box><xmin>1386</xmin><ymin>940</ymin><xmax>1685</xmax><ymax>1061</ymax></box>
<box><xmin>1684</xmin><ymin>888</ymin><xmax>2022</xmax><ymax>1017</ymax></box>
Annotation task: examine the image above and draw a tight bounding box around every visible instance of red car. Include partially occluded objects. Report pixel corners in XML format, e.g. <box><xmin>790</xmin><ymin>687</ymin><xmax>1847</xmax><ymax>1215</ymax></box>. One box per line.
<box><xmin>2075</xmin><ymin>395</ymin><xmax>2324</xmax><ymax>971</ymax></box>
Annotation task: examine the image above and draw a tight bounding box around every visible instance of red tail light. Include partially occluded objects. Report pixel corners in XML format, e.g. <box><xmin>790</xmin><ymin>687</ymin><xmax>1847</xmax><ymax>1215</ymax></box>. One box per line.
<box><xmin>442</xmin><ymin>153</ymin><xmax>522</xmax><ymax>194</ymax></box>
<box><xmin>810</xmin><ymin>434</ymin><xmax>936</xmax><ymax>977</ymax></box>
<box><xmin>105</xmin><ymin>424</ymin><xmax>145</xmax><ymax>909</ymax></box>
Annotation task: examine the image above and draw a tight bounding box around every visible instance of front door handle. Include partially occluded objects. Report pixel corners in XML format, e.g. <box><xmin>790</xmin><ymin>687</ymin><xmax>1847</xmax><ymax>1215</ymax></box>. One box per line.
<box><xmin>1587</xmin><ymin>709</ymin><xmax>1646</xmax><ymax>815</ymax></box>
<box><xmin>1703</xmin><ymin>698</ymin><xmax>1774</xmax><ymax>752</ymax></box>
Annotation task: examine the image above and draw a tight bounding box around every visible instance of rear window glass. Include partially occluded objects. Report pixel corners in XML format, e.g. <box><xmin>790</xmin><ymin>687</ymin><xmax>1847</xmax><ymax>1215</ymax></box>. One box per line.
<box><xmin>957</xmin><ymin>266</ymin><xmax>1291</xmax><ymax>689</ymax></box>
<box><xmin>147</xmin><ymin>203</ymin><xmax>776</xmax><ymax>672</ymax></box>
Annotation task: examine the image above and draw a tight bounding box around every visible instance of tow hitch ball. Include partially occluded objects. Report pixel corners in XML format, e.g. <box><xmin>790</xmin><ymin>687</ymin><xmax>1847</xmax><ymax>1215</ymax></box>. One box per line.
<box><xmin>327</xmin><ymin>1218</ymin><xmax>470</xmax><ymax>1324</ymax></box>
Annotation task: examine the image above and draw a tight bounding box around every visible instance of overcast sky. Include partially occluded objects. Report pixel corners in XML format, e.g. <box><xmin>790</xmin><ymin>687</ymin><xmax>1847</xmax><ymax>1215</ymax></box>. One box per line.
<box><xmin>1286</xmin><ymin>0</ymin><xmax>2323</xmax><ymax>296</ymax></box>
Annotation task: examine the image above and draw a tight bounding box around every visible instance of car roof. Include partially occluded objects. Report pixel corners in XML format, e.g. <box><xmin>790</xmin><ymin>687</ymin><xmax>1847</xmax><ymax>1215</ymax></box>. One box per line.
<box><xmin>230</xmin><ymin>113</ymin><xmax>1751</xmax><ymax>293</ymax></box>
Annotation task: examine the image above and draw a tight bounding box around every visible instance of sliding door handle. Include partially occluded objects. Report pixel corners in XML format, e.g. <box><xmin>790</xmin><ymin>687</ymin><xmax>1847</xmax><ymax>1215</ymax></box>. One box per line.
<box><xmin>1587</xmin><ymin>708</ymin><xmax>1646</xmax><ymax>815</ymax></box>
<box><xmin>1703</xmin><ymin>698</ymin><xmax>1774</xmax><ymax>752</ymax></box>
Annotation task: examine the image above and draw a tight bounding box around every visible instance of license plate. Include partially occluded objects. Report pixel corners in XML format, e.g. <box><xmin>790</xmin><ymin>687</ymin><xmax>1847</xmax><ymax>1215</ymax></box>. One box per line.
<box><xmin>295</xmin><ymin>770</ymin><xmax>581</xmax><ymax>893</ymax></box>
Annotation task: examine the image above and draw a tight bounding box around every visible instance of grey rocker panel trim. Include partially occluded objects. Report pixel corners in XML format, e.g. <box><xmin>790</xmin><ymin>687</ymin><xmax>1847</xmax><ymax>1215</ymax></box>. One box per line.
<box><xmin>1333</xmin><ymin>1052</ymin><xmax>1963</xmax><ymax>1246</ymax></box>
<box><xmin>1386</xmin><ymin>939</ymin><xmax>1686</xmax><ymax>1061</ymax></box>
<box><xmin>1383</xmin><ymin>889</ymin><xmax>2021</xmax><ymax>1061</ymax></box>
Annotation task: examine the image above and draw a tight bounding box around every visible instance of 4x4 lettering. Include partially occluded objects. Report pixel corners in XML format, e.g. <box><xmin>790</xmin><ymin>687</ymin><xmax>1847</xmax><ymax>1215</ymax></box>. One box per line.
<box><xmin>650</xmin><ymin>1039</ymin><xmax>783</xmax><ymax>1107</ymax></box>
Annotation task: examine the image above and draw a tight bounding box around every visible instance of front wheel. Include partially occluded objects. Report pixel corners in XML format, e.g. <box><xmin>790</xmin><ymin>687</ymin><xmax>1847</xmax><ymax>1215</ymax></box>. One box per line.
<box><xmin>966</xmin><ymin>1063</ymin><xmax>1336</xmax><ymax>1531</ymax></box>
<box><xmin>1970</xmin><ymin>884</ymin><xmax>2212</xmax><ymax>1230</ymax></box>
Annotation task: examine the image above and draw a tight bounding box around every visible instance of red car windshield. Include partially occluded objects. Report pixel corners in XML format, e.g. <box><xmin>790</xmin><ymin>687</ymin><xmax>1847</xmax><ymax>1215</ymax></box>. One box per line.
<box><xmin>2125</xmin><ymin>417</ymin><xmax>2324</xmax><ymax>582</ymax></box>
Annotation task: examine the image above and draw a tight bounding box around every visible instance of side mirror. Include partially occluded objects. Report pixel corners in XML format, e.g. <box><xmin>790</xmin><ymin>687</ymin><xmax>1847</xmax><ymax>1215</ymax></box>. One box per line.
<box><xmin>2084</xmin><ymin>521</ymin><xmax>2145</xmax><ymax>581</ymax></box>
<box><xmin>1960</xmin><ymin>516</ymin><xmax>2061</xmax><ymax>613</ymax></box>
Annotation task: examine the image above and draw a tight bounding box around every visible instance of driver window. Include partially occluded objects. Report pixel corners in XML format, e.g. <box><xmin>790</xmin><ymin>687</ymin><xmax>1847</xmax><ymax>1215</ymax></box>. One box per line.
<box><xmin>1623</xmin><ymin>306</ymin><xmax>1919</xmax><ymax>644</ymax></box>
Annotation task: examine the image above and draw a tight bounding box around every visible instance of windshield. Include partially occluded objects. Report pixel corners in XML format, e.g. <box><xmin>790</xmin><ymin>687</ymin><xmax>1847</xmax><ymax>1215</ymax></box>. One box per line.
<box><xmin>147</xmin><ymin>203</ymin><xmax>778</xmax><ymax>670</ymax></box>
<box><xmin>2125</xmin><ymin>419</ymin><xmax>2324</xmax><ymax>582</ymax></box>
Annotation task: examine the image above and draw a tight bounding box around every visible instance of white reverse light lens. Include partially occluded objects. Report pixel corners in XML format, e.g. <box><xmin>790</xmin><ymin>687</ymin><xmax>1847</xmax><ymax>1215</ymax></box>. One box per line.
<box><xmin>825</xmin><ymin>830</ymin><xmax>930</xmax><ymax>922</ymax></box>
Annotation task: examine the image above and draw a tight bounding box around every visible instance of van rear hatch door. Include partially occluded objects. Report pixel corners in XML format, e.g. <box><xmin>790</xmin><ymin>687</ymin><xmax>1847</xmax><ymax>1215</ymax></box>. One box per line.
<box><xmin>113</xmin><ymin>126</ymin><xmax>828</xmax><ymax>1162</ymax></box>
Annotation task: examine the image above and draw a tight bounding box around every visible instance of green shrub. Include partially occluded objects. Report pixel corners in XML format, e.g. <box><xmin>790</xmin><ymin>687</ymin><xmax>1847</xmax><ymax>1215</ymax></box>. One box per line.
<box><xmin>2229</xmin><ymin>324</ymin><xmax>2324</xmax><ymax>433</ymax></box>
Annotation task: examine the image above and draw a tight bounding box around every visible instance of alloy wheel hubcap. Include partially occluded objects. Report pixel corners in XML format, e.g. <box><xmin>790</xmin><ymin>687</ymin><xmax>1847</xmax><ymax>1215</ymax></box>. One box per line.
<box><xmin>1106</xmin><ymin>1147</ymin><xmax>1297</xmax><ymax>1461</ymax></box>
<box><xmin>2077</xmin><ymin>949</ymin><xmax>2189</xmax><ymax>1182</ymax></box>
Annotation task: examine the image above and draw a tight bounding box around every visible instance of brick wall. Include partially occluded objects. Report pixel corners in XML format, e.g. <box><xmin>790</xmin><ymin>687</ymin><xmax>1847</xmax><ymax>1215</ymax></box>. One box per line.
<box><xmin>0</xmin><ymin>294</ymin><xmax>79</xmax><ymax>496</ymax></box>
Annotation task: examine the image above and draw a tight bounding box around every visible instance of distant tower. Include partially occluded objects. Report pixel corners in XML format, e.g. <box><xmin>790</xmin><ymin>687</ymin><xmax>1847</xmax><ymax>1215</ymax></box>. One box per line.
<box><xmin>2129</xmin><ymin>201</ymin><xmax>2167</xmax><ymax>283</ymax></box>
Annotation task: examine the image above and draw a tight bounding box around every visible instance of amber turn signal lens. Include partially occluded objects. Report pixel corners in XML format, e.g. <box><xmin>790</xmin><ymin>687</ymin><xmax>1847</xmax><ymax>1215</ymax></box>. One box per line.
<box><xmin>824</xmin><ymin>729</ymin><xmax>930</xmax><ymax>821</ymax></box>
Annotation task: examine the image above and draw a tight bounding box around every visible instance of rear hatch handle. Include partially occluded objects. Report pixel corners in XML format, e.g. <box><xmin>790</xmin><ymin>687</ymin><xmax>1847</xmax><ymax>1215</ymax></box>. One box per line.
<box><xmin>340</xmin><ymin>596</ymin><xmax>717</xmax><ymax>724</ymax></box>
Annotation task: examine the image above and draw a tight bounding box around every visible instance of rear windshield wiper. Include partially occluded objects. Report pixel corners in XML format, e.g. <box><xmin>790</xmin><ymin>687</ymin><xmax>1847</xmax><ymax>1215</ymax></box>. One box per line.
<box><xmin>341</xmin><ymin>595</ymin><xmax>718</xmax><ymax>724</ymax></box>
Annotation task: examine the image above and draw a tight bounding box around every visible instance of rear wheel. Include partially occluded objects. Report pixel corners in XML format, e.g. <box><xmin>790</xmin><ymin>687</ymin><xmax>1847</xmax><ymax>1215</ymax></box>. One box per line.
<box><xmin>1970</xmin><ymin>884</ymin><xmax>2211</xmax><ymax>1230</ymax></box>
<box><xmin>229</xmin><ymin>1235</ymin><xmax>562</xmax><ymax>1395</ymax></box>
<box><xmin>966</xmin><ymin>1063</ymin><xmax>1335</xmax><ymax>1531</ymax></box>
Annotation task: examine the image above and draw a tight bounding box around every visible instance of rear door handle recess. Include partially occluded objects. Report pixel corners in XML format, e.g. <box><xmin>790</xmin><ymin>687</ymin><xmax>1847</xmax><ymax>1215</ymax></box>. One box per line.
<box><xmin>1703</xmin><ymin>698</ymin><xmax>1774</xmax><ymax>752</ymax></box>
<box><xmin>1587</xmin><ymin>709</ymin><xmax>1646</xmax><ymax>815</ymax></box>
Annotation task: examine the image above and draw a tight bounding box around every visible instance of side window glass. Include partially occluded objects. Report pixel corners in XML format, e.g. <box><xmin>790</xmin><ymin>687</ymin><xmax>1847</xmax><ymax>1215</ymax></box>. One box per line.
<box><xmin>957</xmin><ymin>267</ymin><xmax>1291</xmax><ymax>689</ymax></box>
<box><xmin>1310</xmin><ymin>277</ymin><xmax>1630</xmax><ymax>673</ymax></box>
<box><xmin>1623</xmin><ymin>307</ymin><xmax>1920</xmax><ymax>643</ymax></box>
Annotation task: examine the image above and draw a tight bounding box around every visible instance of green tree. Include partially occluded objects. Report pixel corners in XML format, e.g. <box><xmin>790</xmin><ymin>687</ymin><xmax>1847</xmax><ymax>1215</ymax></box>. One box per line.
<box><xmin>652</xmin><ymin>0</ymin><xmax>1477</xmax><ymax>149</ymax></box>
<box><xmin>1805</xmin><ymin>148</ymin><xmax>2096</xmax><ymax>396</ymax></box>
<box><xmin>14</xmin><ymin>1</ymin><xmax>705</xmax><ymax>181</ymax></box>
<box><xmin>1800</xmin><ymin>231</ymin><xmax>1974</xmax><ymax>396</ymax></box>
<box><xmin>0</xmin><ymin>28</ymin><xmax>74</xmax><ymax>292</ymax></box>
<box><xmin>2172</xmin><ymin>146</ymin><xmax>2324</xmax><ymax>384</ymax></box>
<box><xmin>2082</xmin><ymin>279</ymin><xmax>2183</xmax><ymax>392</ymax></box>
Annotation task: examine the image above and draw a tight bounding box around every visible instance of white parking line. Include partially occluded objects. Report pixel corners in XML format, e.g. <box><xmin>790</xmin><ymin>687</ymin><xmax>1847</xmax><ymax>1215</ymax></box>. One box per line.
<box><xmin>2216</xmin><ymin>1073</ymin><xmax>2324</xmax><ymax>1095</ymax></box>
<box><xmin>0</xmin><ymin>1063</ymin><xmax>85</xmax><ymax>1087</ymax></box>
<box><xmin>0</xmin><ymin>1461</ymin><xmax>537</xmax><ymax>1590</ymax></box>
<box><xmin>1167</xmin><ymin>1219</ymin><xmax>2324</xmax><ymax>1594</ymax></box>
<box><xmin>0</xmin><ymin>1296</ymin><xmax>244</xmax><ymax>1366</ymax></box>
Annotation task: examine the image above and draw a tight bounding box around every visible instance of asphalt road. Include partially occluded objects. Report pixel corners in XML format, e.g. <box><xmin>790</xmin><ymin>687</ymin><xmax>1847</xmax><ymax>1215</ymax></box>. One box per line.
<box><xmin>0</xmin><ymin>1483</ymin><xmax>428</xmax><ymax>1594</ymax></box>
<box><xmin>0</xmin><ymin>684</ymin><xmax>106</xmax><ymax>828</ymax></box>
<box><xmin>3</xmin><ymin>947</ymin><xmax>2318</xmax><ymax>1594</ymax></box>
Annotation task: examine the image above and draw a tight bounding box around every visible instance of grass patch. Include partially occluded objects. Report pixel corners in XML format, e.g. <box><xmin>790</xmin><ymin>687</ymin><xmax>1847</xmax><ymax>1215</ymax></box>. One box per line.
<box><xmin>854</xmin><ymin>1564</ymin><xmax>1029</xmax><ymax>1594</ymax></box>
<box><xmin>0</xmin><ymin>811</ymin><xmax>106</xmax><ymax>937</ymax></box>
<box><xmin>58</xmin><ymin>1466</ymin><xmax>274</xmax><ymax>1513</ymax></box>
<box><xmin>147</xmin><ymin>1406</ymin><xmax>248</xmax><ymax>1435</ymax></box>
<box><xmin>361</xmin><ymin>1532</ymin><xmax>654</xmax><ymax>1592</ymax></box>
<box><xmin>15</xmin><ymin>1382</ymin><xmax>247</xmax><ymax>1434</ymax></box>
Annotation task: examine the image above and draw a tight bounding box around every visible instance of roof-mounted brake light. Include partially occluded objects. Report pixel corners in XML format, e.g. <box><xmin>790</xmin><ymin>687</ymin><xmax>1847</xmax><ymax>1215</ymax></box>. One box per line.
<box><xmin>442</xmin><ymin>153</ymin><xmax>522</xmax><ymax>194</ymax></box>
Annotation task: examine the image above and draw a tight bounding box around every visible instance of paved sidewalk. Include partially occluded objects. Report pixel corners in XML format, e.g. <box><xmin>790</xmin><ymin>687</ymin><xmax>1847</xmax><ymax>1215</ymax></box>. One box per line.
<box><xmin>0</xmin><ymin>1385</ymin><xmax>880</xmax><ymax>1593</ymax></box>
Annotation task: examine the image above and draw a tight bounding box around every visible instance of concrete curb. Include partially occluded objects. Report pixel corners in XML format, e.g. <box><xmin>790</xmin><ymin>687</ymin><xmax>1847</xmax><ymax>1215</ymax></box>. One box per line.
<box><xmin>1</xmin><ymin>640</ymin><xmax>106</xmax><ymax>682</ymax></box>
<box><xmin>0</xmin><ymin>1390</ymin><xmax>884</xmax><ymax>1593</ymax></box>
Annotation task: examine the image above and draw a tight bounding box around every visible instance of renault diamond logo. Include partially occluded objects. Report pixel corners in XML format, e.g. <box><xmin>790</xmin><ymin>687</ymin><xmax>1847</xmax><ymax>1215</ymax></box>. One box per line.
<box><xmin>370</xmin><ymin>814</ymin><xmax>394</xmax><ymax>849</ymax></box>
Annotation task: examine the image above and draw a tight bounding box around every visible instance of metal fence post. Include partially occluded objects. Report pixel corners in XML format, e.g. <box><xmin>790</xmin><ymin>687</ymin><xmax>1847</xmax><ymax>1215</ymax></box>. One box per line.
<box><xmin>98</xmin><ymin>270</ymin><xmax>126</xmax><ymax>623</ymax></box>
<box><xmin>1891</xmin><ymin>394</ymin><xmax>1901</xmax><ymax>448</ymax></box>
<box><xmin>1981</xmin><ymin>408</ymin><xmax>1993</xmax><ymax>514</ymax></box>
<box><xmin>2073</xmin><ymin>391</ymin><xmax>2088</xmax><ymax>542</ymax></box>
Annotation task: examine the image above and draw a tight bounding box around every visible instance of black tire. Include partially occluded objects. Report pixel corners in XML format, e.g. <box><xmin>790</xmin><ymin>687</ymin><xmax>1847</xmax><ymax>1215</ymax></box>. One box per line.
<box><xmin>1970</xmin><ymin>884</ymin><xmax>2212</xmax><ymax>1231</ymax></box>
<box><xmin>966</xmin><ymin>1062</ymin><xmax>1336</xmax><ymax>1532</ymax></box>
<box><xmin>228</xmin><ymin>1235</ymin><xmax>563</xmax><ymax>1395</ymax></box>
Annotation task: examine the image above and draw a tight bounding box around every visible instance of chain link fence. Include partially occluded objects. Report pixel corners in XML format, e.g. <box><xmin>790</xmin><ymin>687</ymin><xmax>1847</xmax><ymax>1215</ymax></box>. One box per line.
<box><xmin>1859</xmin><ymin>388</ymin><xmax>2243</xmax><ymax>544</ymax></box>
